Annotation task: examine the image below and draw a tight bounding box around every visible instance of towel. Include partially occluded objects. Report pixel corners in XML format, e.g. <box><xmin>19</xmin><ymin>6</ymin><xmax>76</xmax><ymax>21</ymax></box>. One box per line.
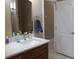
<box><xmin>34</xmin><ymin>20</ymin><xmax>43</xmax><ymax>32</ymax></box>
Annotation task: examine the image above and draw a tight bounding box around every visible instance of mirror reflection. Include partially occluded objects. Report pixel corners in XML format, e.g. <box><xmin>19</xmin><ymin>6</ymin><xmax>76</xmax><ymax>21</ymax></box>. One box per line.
<box><xmin>10</xmin><ymin>0</ymin><xmax>33</xmax><ymax>34</ymax></box>
<box><xmin>5</xmin><ymin>0</ymin><xmax>44</xmax><ymax>38</ymax></box>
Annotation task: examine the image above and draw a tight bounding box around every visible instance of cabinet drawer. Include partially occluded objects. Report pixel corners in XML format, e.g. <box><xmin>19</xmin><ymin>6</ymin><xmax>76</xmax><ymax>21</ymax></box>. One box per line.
<box><xmin>28</xmin><ymin>44</ymin><xmax>48</xmax><ymax>57</ymax></box>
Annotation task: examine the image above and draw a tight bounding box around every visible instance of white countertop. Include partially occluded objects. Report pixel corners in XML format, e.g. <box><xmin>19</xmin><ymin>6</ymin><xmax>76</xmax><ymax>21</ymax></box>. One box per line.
<box><xmin>5</xmin><ymin>37</ymin><xmax>50</xmax><ymax>58</ymax></box>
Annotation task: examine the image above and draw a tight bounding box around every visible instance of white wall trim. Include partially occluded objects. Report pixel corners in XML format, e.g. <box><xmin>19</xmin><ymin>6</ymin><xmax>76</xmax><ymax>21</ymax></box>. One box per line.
<box><xmin>42</xmin><ymin>0</ymin><xmax>45</xmax><ymax>38</ymax></box>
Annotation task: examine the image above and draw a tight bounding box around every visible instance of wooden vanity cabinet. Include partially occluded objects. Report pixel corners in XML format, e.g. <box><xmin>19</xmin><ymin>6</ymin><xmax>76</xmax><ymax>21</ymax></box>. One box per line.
<box><xmin>7</xmin><ymin>43</ymin><xmax>48</xmax><ymax>59</ymax></box>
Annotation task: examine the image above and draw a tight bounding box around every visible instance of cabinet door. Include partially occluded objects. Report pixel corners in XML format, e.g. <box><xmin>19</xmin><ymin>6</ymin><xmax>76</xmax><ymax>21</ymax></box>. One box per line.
<box><xmin>28</xmin><ymin>44</ymin><xmax>48</xmax><ymax>59</ymax></box>
<box><xmin>7</xmin><ymin>52</ymin><xmax>28</xmax><ymax>59</ymax></box>
<box><xmin>7</xmin><ymin>56</ymin><xmax>23</xmax><ymax>59</ymax></box>
<box><xmin>12</xmin><ymin>56</ymin><xmax>22</xmax><ymax>59</ymax></box>
<box><xmin>30</xmin><ymin>53</ymin><xmax>48</xmax><ymax>59</ymax></box>
<box><xmin>22</xmin><ymin>52</ymin><xmax>28</xmax><ymax>59</ymax></box>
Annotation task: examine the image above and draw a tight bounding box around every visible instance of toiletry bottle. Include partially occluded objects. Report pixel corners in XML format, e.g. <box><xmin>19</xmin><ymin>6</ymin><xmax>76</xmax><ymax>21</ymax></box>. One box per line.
<box><xmin>16</xmin><ymin>33</ymin><xmax>20</xmax><ymax>42</ymax></box>
<box><xmin>5</xmin><ymin>36</ymin><xmax>9</xmax><ymax>44</ymax></box>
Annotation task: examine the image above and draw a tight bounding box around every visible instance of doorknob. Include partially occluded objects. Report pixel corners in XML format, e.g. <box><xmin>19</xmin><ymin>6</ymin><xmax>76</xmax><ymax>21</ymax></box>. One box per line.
<box><xmin>72</xmin><ymin>32</ymin><xmax>74</xmax><ymax>35</ymax></box>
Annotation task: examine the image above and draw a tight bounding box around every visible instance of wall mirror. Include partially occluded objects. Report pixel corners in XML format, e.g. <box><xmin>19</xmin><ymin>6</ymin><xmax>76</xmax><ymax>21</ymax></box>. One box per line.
<box><xmin>6</xmin><ymin>0</ymin><xmax>33</xmax><ymax>35</ymax></box>
<box><xmin>5</xmin><ymin>0</ymin><xmax>44</xmax><ymax>38</ymax></box>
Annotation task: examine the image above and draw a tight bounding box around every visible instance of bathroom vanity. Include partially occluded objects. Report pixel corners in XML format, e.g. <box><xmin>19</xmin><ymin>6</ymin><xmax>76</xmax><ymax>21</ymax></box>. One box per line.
<box><xmin>6</xmin><ymin>37</ymin><xmax>50</xmax><ymax>59</ymax></box>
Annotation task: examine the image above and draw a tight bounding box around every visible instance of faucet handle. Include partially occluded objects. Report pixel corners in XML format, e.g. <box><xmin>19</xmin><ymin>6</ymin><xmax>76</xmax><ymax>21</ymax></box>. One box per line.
<box><xmin>19</xmin><ymin>31</ymin><xmax>22</xmax><ymax>35</ymax></box>
<box><xmin>28</xmin><ymin>33</ymin><xmax>33</xmax><ymax>39</ymax></box>
<box><xmin>24</xmin><ymin>32</ymin><xmax>28</xmax><ymax>35</ymax></box>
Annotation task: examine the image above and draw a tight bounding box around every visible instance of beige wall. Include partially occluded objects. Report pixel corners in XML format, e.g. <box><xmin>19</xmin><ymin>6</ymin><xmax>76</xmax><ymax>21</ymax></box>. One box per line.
<box><xmin>31</xmin><ymin>0</ymin><xmax>42</xmax><ymax>20</ymax></box>
<box><xmin>5</xmin><ymin>0</ymin><xmax>12</xmax><ymax>37</ymax></box>
<box><xmin>44</xmin><ymin>0</ymin><xmax>54</xmax><ymax>39</ymax></box>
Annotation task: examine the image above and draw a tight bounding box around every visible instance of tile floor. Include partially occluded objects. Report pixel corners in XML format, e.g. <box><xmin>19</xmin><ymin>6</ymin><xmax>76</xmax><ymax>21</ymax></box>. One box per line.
<box><xmin>48</xmin><ymin>39</ymin><xmax>73</xmax><ymax>59</ymax></box>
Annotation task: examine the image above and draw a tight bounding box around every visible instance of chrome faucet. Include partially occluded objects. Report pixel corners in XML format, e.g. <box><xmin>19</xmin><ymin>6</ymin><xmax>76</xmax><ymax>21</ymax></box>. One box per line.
<box><xmin>24</xmin><ymin>32</ymin><xmax>28</xmax><ymax>40</ymax></box>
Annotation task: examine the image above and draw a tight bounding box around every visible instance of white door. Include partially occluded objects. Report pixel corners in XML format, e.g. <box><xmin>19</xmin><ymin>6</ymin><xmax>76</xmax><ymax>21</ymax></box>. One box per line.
<box><xmin>54</xmin><ymin>1</ymin><xmax>74</xmax><ymax>57</ymax></box>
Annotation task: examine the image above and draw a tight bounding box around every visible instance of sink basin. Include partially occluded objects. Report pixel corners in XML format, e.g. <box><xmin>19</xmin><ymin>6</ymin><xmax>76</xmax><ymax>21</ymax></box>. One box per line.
<box><xmin>19</xmin><ymin>38</ymin><xmax>41</xmax><ymax>45</ymax></box>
